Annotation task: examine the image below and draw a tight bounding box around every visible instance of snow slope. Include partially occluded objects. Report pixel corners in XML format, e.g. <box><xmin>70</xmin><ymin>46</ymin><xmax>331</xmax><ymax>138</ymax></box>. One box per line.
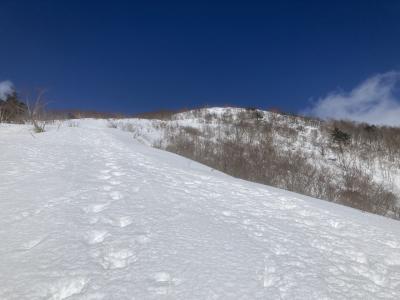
<box><xmin>1</xmin><ymin>122</ymin><xmax>400</xmax><ymax>299</ymax></box>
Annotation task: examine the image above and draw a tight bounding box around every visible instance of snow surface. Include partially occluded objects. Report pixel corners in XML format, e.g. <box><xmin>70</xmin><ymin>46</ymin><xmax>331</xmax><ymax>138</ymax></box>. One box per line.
<box><xmin>1</xmin><ymin>121</ymin><xmax>400</xmax><ymax>299</ymax></box>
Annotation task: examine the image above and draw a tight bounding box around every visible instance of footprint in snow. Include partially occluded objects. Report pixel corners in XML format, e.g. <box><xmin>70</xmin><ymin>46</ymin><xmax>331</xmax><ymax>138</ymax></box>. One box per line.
<box><xmin>102</xmin><ymin>216</ymin><xmax>133</xmax><ymax>228</ymax></box>
<box><xmin>20</xmin><ymin>236</ymin><xmax>46</xmax><ymax>250</ymax></box>
<box><xmin>97</xmin><ymin>174</ymin><xmax>112</xmax><ymax>180</ymax></box>
<box><xmin>102</xmin><ymin>185</ymin><xmax>113</xmax><ymax>192</ymax></box>
<box><xmin>111</xmin><ymin>171</ymin><xmax>125</xmax><ymax>177</ymax></box>
<box><xmin>110</xmin><ymin>191</ymin><xmax>123</xmax><ymax>200</ymax></box>
<box><xmin>262</xmin><ymin>258</ymin><xmax>281</xmax><ymax>288</ymax></box>
<box><xmin>384</xmin><ymin>253</ymin><xmax>400</xmax><ymax>266</ymax></box>
<box><xmin>47</xmin><ymin>277</ymin><xmax>88</xmax><ymax>300</ymax></box>
<box><xmin>83</xmin><ymin>203</ymin><xmax>109</xmax><ymax>214</ymax></box>
<box><xmin>148</xmin><ymin>272</ymin><xmax>181</xmax><ymax>295</ymax></box>
<box><xmin>109</xmin><ymin>180</ymin><xmax>122</xmax><ymax>186</ymax></box>
<box><xmin>117</xmin><ymin>216</ymin><xmax>133</xmax><ymax>228</ymax></box>
<box><xmin>88</xmin><ymin>216</ymin><xmax>100</xmax><ymax>225</ymax></box>
<box><xmin>242</xmin><ymin>219</ymin><xmax>252</xmax><ymax>225</ymax></box>
<box><xmin>383</xmin><ymin>240</ymin><xmax>400</xmax><ymax>249</ymax></box>
<box><xmin>135</xmin><ymin>233</ymin><xmax>151</xmax><ymax>244</ymax></box>
<box><xmin>328</xmin><ymin>219</ymin><xmax>345</xmax><ymax>229</ymax></box>
<box><xmin>85</xmin><ymin>230</ymin><xmax>109</xmax><ymax>245</ymax></box>
<box><xmin>14</xmin><ymin>211</ymin><xmax>30</xmax><ymax>221</ymax></box>
<box><xmin>100</xmin><ymin>248</ymin><xmax>137</xmax><ymax>270</ymax></box>
<box><xmin>154</xmin><ymin>272</ymin><xmax>171</xmax><ymax>282</ymax></box>
<box><xmin>222</xmin><ymin>210</ymin><xmax>234</xmax><ymax>217</ymax></box>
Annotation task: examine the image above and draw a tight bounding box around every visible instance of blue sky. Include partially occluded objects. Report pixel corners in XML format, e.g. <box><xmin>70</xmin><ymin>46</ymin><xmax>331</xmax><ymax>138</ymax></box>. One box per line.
<box><xmin>1</xmin><ymin>0</ymin><xmax>400</xmax><ymax>116</ymax></box>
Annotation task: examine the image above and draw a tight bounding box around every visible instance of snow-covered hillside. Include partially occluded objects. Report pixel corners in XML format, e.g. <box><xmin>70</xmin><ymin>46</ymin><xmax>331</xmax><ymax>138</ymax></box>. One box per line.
<box><xmin>1</xmin><ymin>121</ymin><xmax>400</xmax><ymax>299</ymax></box>
<box><xmin>108</xmin><ymin>107</ymin><xmax>400</xmax><ymax>218</ymax></box>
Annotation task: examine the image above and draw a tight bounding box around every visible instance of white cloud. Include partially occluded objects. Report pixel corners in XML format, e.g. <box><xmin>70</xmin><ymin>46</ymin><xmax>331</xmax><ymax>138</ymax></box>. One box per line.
<box><xmin>0</xmin><ymin>80</ymin><xmax>15</xmax><ymax>101</ymax></box>
<box><xmin>304</xmin><ymin>71</ymin><xmax>400</xmax><ymax>127</ymax></box>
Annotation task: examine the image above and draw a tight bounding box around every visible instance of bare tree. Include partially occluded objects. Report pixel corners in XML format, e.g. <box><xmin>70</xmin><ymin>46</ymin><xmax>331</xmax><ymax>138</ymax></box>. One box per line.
<box><xmin>26</xmin><ymin>89</ymin><xmax>48</xmax><ymax>133</ymax></box>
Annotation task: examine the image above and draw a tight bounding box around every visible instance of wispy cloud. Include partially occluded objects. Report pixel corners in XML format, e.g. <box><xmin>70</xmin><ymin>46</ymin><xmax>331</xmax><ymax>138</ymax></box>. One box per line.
<box><xmin>303</xmin><ymin>71</ymin><xmax>400</xmax><ymax>127</ymax></box>
<box><xmin>0</xmin><ymin>80</ymin><xmax>15</xmax><ymax>101</ymax></box>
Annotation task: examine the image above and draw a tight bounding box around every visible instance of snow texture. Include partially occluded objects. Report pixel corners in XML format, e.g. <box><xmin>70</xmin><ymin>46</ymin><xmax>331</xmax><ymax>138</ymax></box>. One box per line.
<box><xmin>0</xmin><ymin>121</ymin><xmax>400</xmax><ymax>299</ymax></box>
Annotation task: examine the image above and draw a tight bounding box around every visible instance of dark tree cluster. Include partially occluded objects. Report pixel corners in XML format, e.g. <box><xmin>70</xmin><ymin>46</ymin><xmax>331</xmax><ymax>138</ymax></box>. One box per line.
<box><xmin>0</xmin><ymin>92</ymin><xmax>27</xmax><ymax>123</ymax></box>
<box><xmin>331</xmin><ymin>127</ymin><xmax>351</xmax><ymax>144</ymax></box>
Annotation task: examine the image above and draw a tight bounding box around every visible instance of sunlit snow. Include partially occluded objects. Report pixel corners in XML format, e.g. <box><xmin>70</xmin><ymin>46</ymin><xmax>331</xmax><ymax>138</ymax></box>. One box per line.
<box><xmin>1</xmin><ymin>121</ymin><xmax>400</xmax><ymax>299</ymax></box>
